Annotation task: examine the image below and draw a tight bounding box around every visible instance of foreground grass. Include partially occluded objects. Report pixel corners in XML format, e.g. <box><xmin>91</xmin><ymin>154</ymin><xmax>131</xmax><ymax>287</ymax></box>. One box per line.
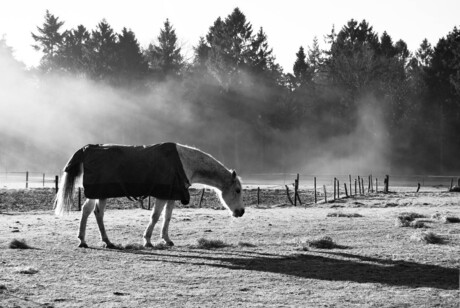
<box><xmin>1</xmin><ymin>202</ymin><xmax>459</xmax><ymax>307</ymax></box>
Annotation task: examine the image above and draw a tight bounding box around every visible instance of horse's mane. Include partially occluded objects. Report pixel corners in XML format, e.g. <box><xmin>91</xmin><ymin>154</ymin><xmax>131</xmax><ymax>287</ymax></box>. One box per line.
<box><xmin>178</xmin><ymin>143</ymin><xmax>227</xmax><ymax>169</ymax></box>
<box><xmin>177</xmin><ymin>143</ymin><xmax>242</xmax><ymax>185</ymax></box>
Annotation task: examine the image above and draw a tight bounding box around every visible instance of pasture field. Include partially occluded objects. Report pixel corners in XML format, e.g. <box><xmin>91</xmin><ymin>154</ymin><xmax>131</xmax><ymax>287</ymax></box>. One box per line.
<box><xmin>1</xmin><ymin>188</ymin><xmax>459</xmax><ymax>307</ymax></box>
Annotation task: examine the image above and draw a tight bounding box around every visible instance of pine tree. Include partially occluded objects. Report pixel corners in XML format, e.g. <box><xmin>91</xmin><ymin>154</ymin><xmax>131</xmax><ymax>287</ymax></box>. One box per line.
<box><xmin>206</xmin><ymin>8</ymin><xmax>255</xmax><ymax>88</ymax></box>
<box><xmin>307</xmin><ymin>37</ymin><xmax>322</xmax><ymax>74</ymax></box>
<box><xmin>380</xmin><ymin>31</ymin><xmax>396</xmax><ymax>57</ymax></box>
<box><xmin>145</xmin><ymin>19</ymin><xmax>184</xmax><ymax>79</ymax></box>
<box><xmin>117</xmin><ymin>27</ymin><xmax>148</xmax><ymax>85</ymax></box>
<box><xmin>1</xmin><ymin>37</ymin><xmax>25</xmax><ymax>73</ymax></box>
<box><xmin>31</xmin><ymin>10</ymin><xmax>66</xmax><ymax>72</ymax></box>
<box><xmin>59</xmin><ymin>25</ymin><xmax>90</xmax><ymax>74</ymax></box>
<box><xmin>415</xmin><ymin>38</ymin><xmax>433</xmax><ymax>67</ymax></box>
<box><xmin>86</xmin><ymin>19</ymin><xmax>119</xmax><ymax>81</ymax></box>
<box><xmin>193</xmin><ymin>37</ymin><xmax>210</xmax><ymax>68</ymax></box>
<box><xmin>293</xmin><ymin>46</ymin><xmax>308</xmax><ymax>85</ymax></box>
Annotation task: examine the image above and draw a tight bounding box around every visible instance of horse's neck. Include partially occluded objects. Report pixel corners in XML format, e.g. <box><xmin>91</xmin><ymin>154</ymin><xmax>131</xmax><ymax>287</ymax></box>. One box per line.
<box><xmin>177</xmin><ymin>145</ymin><xmax>230</xmax><ymax>191</ymax></box>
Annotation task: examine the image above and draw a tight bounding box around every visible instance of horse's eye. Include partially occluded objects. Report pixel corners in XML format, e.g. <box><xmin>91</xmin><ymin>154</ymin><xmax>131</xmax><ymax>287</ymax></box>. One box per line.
<box><xmin>236</xmin><ymin>188</ymin><xmax>241</xmax><ymax>194</ymax></box>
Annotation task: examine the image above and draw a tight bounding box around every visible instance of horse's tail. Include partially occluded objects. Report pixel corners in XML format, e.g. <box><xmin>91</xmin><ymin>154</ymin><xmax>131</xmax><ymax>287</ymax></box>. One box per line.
<box><xmin>54</xmin><ymin>148</ymin><xmax>84</xmax><ymax>216</ymax></box>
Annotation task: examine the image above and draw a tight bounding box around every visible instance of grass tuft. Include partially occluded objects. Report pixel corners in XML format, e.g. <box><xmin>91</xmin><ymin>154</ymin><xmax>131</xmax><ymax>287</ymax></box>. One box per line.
<box><xmin>327</xmin><ymin>211</ymin><xmax>363</xmax><ymax>218</ymax></box>
<box><xmin>442</xmin><ymin>216</ymin><xmax>460</xmax><ymax>223</ymax></box>
<box><xmin>14</xmin><ymin>267</ymin><xmax>39</xmax><ymax>274</ymax></box>
<box><xmin>431</xmin><ymin>212</ymin><xmax>460</xmax><ymax>223</ymax></box>
<box><xmin>303</xmin><ymin>236</ymin><xmax>345</xmax><ymax>249</ymax></box>
<box><xmin>237</xmin><ymin>241</ymin><xmax>257</xmax><ymax>247</ymax></box>
<box><xmin>409</xmin><ymin>220</ymin><xmax>426</xmax><ymax>228</ymax></box>
<box><xmin>194</xmin><ymin>238</ymin><xmax>231</xmax><ymax>249</ymax></box>
<box><xmin>410</xmin><ymin>231</ymin><xmax>444</xmax><ymax>244</ymax></box>
<box><xmin>395</xmin><ymin>212</ymin><xmax>427</xmax><ymax>227</ymax></box>
<box><xmin>9</xmin><ymin>239</ymin><xmax>33</xmax><ymax>249</ymax></box>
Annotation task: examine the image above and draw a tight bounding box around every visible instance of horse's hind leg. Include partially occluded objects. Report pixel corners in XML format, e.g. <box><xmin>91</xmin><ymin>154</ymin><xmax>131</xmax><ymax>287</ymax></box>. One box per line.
<box><xmin>143</xmin><ymin>199</ymin><xmax>167</xmax><ymax>247</ymax></box>
<box><xmin>78</xmin><ymin>199</ymin><xmax>96</xmax><ymax>248</ymax></box>
<box><xmin>94</xmin><ymin>199</ymin><xmax>115</xmax><ymax>249</ymax></box>
<box><xmin>161</xmin><ymin>200</ymin><xmax>176</xmax><ymax>246</ymax></box>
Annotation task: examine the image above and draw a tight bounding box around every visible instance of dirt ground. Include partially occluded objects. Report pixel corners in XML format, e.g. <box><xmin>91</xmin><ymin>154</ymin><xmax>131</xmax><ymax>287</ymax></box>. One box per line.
<box><xmin>1</xmin><ymin>187</ymin><xmax>459</xmax><ymax>307</ymax></box>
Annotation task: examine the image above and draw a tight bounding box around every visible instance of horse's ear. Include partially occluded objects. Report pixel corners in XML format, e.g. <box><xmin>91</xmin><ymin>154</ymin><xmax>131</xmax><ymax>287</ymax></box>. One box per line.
<box><xmin>232</xmin><ymin>170</ymin><xmax>237</xmax><ymax>180</ymax></box>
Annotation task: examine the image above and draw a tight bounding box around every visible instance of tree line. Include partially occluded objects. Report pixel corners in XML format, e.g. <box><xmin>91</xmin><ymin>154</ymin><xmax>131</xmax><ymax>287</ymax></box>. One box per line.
<box><xmin>16</xmin><ymin>9</ymin><xmax>460</xmax><ymax>173</ymax></box>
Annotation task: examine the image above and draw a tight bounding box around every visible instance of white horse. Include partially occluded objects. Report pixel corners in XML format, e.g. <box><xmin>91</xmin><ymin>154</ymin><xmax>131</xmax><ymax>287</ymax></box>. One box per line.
<box><xmin>54</xmin><ymin>143</ymin><xmax>244</xmax><ymax>248</ymax></box>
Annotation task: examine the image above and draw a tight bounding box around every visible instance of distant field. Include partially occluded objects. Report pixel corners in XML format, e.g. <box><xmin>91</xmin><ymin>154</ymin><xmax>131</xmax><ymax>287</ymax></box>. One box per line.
<box><xmin>1</xmin><ymin>188</ymin><xmax>459</xmax><ymax>307</ymax></box>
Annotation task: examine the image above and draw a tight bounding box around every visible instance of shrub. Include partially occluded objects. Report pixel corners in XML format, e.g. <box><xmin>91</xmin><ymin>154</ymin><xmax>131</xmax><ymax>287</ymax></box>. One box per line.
<box><xmin>410</xmin><ymin>231</ymin><xmax>444</xmax><ymax>244</ymax></box>
<box><xmin>327</xmin><ymin>212</ymin><xmax>363</xmax><ymax>218</ymax></box>
<box><xmin>395</xmin><ymin>212</ymin><xmax>426</xmax><ymax>228</ymax></box>
<box><xmin>237</xmin><ymin>241</ymin><xmax>256</xmax><ymax>247</ymax></box>
<box><xmin>8</xmin><ymin>239</ymin><xmax>33</xmax><ymax>249</ymax></box>
<box><xmin>14</xmin><ymin>267</ymin><xmax>38</xmax><ymax>274</ymax></box>
<box><xmin>305</xmin><ymin>236</ymin><xmax>344</xmax><ymax>249</ymax></box>
<box><xmin>194</xmin><ymin>238</ymin><xmax>230</xmax><ymax>249</ymax></box>
<box><xmin>442</xmin><ymin>216</ymin><xmax>460</xmax><ymax>223</ymax></box>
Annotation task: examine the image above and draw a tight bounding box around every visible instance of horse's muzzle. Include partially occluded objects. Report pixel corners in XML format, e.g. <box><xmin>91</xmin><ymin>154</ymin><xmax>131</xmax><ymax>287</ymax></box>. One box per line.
<box><xmin>233</xmin><ymin>208</ymin><xmax>245</xmax><ymax>217</ymax></box>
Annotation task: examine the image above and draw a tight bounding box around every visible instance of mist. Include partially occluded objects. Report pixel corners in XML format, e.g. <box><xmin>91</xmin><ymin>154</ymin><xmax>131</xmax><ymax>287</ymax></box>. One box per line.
<box><xmin>0</xmin><ymin>49</ymin><xmax>396</xmax><ymax>177</ymax></box>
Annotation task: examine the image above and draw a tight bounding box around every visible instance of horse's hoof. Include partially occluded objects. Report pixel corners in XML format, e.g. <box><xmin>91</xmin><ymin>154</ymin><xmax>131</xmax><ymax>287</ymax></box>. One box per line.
<box><xmin>78</xmin><ymin>243</ymin><xmax>89</xmax><ymax>248</ymax></box>
<box><xmin>144</xmin><ymin>242</ymin><xmax>154</xmax><ymax>248</ymax></box>
<box><xmin>103</xmin><ymin>242</ymin><xmax>117</xmax><ymax>249</ymax></box>
<box><xmin>163</xmin><ymin>240</ymin><xmax>174</xmax><ymax>247</ymax></box>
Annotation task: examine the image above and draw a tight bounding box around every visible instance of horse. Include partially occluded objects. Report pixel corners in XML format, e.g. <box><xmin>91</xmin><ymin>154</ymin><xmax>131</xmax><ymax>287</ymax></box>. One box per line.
<box><xmin>54</xmin><ymin>142</ymin><xmax>244</xmax><ymax>248</ymax></box>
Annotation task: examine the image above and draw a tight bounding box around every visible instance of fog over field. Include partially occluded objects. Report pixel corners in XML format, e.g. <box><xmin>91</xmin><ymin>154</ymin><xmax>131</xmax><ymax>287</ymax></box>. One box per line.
<box><xmin>0</xmin><ymin>48</ymin><xmax>393</xmax><ymax>176</ymax></box>
<box><xmin>2</xmin><ymin>7</ymin><xmax>460</xmax><ymax>176</ymax></box>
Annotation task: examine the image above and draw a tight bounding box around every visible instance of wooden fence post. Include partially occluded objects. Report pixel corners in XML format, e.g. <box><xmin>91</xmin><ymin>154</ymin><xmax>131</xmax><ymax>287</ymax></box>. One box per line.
<box><xmin>349</xmin><ymin>175</ymin><xmax>352</xmax><ymax>196</ymax></box>
<box><xmin>323</xmin><ymin>185</ymin><xmax>327</xmax><ymax>203</ymax></box>
<box><xmin>294</xmin><ymin>174</ymin><xmax>299</xmax><ymax>207</ymax></box>
<box><xmin>337</xmin><ymin>179</ymin><xmax>340</xmax><ymax>198</ymax></box>
<box><xmin>26</xmin><ymin>171</ymin><xmax>29</xmax><ymax>189</ymax></box>
<box><xmin>285</xmin><ymin>185</ymin><xmax>294</xmax><ymax>205</ymax></box>
<box><xmin>384</xmin><ymin>175</ymin><xmax>389</xmax><ymax>193</ymax></box>
<box><xmin>376</xmin><ymin>178</ymin><xmax>378</xmax><ymax>193</ymax></box>
<box><xmin>355</xmin><ymin>179</ymin><xmax>357</xmax><ymax>196</ymax></box>
<box><xmin>314</xmin><ymin>177</ymin><xmax>317</xmax><ymax>204</ymax></box>
<box><xmin>357</xmin><ymin>176</ymin><xmax>361</xmax><ymax>194</ymax></box>
<box><xmin>55</xmin><ymin>175</ymin><xmax>59</xmax><ymax>193</ymax></box>
<box><xmin>139</xmin><ymin>199</ymin><xmax>145</xmax><ymax>210</ymax></box>
<box><xmin>333</xmin><ymin>178</ymin><xmax>337</xmax><ymax>200</ymax></box>
<box><xmin>199</xmin><ymin>188</ymin><xmax>205</xmax><ymax>207</ymax></box>
<box><xmin>361</xmin><ymin>178</ymin><xmax>364</xmax><ymax>194</ymax></box>
<box><xmin>344</xmin><ymin>183</ymin><xmax>349</xmax><ymax>198</ymax></box>
<box><xmin>257</xmin><ymin>187</ymin><xmax>260</xmax><ymax>205</ymax></box>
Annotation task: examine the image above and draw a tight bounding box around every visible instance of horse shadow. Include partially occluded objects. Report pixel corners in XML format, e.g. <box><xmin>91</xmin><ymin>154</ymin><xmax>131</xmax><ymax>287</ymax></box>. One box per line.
<box><xmin>132</xmin><ymin>248</ymin><xmax>458</xmax><ymax>290</ymax></box>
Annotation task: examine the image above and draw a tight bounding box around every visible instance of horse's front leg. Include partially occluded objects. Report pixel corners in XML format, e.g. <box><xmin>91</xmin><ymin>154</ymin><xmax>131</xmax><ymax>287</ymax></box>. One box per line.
<box><xmin>94</xmin><ymin>199</ymin><xmax>115</xmax><ymax>248</ymax></box>
<box><xmin>78</xmin><ymin>199</ymin><xmax>96</xmax><ymax>248</ymax></box>
<box><xmin>161</xmin><ymin>200</ymin><xmax>176</xmax><ymax>246</ymax></box>
<box><xmin>143</xmin><ymin>199</ymin><xmax>167</xmax><ymax>247</ymax></box>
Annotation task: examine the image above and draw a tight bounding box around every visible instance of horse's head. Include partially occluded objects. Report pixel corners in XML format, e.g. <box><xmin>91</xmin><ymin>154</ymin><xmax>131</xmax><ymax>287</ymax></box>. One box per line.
<box><xmin>219</xmin><ymin>170</ymin><xmax>245</xmax><ymax>217</ymax></box>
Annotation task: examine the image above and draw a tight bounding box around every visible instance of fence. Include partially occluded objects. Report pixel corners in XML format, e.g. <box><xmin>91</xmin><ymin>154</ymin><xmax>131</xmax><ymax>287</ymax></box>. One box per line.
<box><xmin>242</xmin><ymin>173</ymin><xmax>460</xmax><ymax>206</ymax></box>
<box><xmin>1</xmin><ymin>171</ymin><xmax>459</xmax><ymax>209</ymax></box>
<box><xmin>0</xmin><ymin>172</ymin><xmax>59</xmax><ymax>190</ymax></box>
<box><xmin>242</xmin><ymin>173</ymin><xmax>459</xmax><ymax>188</ymax></box>
<box><xmin>1</xmin><ymin>171</ymin><xmax>458</xmax><ymax>191</ymax></box>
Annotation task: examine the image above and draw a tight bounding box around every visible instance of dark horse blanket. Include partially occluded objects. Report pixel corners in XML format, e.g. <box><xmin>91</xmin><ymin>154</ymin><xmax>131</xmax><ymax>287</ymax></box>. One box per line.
<box><xmin>65</xmin><ymin>143</ymin><xmax>190</xmax><ymax>204</ymax></box>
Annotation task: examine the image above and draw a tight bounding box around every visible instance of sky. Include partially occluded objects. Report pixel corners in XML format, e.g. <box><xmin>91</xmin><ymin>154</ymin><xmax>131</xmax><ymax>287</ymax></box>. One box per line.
<box><xmin>1</xmin><ymin>0</ymin><xmax>459</xmax><ymax>72</ymax></box>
